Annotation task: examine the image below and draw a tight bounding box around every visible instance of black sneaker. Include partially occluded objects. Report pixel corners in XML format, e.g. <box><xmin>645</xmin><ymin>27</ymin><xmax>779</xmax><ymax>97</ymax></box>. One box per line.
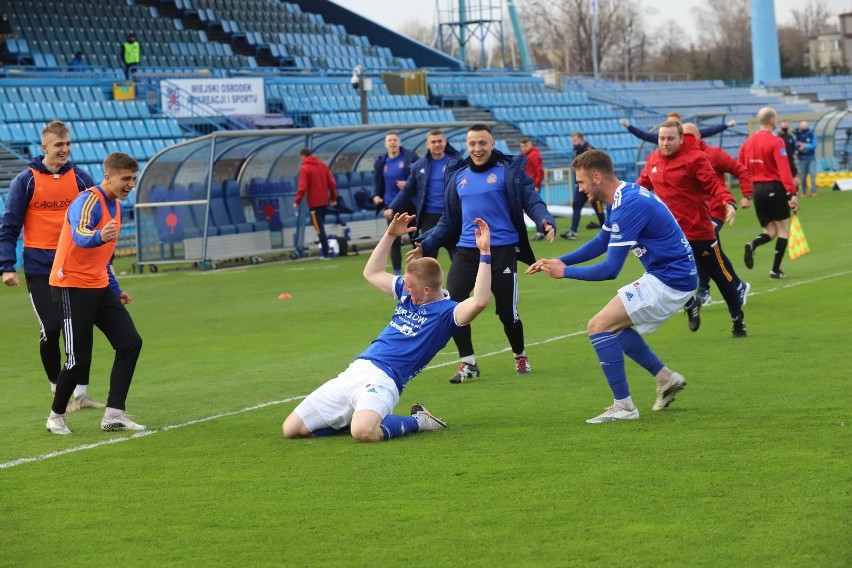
<box><xmin>586</xmin><ymin>221</ymin><xmax>601</xmax><ymax>229</ymax></box>
<box><xmin>744</xmin><ymin>243</ymin><xmax>754</xmax><ymax>269</ymax></box>
<box><xmin>769</xmin><ymin>270</ymin><xmax>786</xmax><ymax>279</ymax></box>
<box><xmin>560</xmin><ymin>230</ymin><xmax>577</xmax><ymax>240</ymax></box>
<box><xmin>684</xmin><ymin>296</ymin><xmax>701</xmax><ymax>332</ymax></box>
<box><xmin>732</xmin><ymin>314</ymin><xmax>747</xmax><ymax>338</ymax></box>
<box><xmin>449</xmin><ymin>362</ymin><xmax>480</xmax><ymax>384</ymax></box>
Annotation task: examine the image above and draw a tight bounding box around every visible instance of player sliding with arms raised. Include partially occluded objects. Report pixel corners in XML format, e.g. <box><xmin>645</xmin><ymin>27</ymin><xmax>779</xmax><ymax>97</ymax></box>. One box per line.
<box><xmin>527</xmin><ymin>150</ymin><xmax>696</xmax><ymax>423</ymax></box>
<box><xmin>283</xmin><ymin>213</ymin><xmax>492</xmax><ymax>442</ymax></box>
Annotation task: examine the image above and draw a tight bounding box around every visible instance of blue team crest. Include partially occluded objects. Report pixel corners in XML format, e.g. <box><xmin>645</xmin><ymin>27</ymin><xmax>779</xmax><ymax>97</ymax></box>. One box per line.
<box><xmin>459</xmin><ymin>178</ymin><xmax>468</xmax><ymax>187</ymax></box>
<box><xmin>418</xmin><ymin>307</ymin><xmax>427</xmax><ymax>315</ymax></box>
<box><xmin>487</xmin><ymin>173</ymin><xmax>498</xmax><ymax>184</ymax></box>
<box><xmin>398</xmin><ymin>162</ymin><xmax>405</xmax><ymax>169</ymax></box>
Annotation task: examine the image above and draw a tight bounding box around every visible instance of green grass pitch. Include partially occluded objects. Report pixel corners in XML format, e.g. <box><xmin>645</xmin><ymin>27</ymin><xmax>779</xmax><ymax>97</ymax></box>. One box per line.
<box><xmin>1</xmin><ymin>192</ymin><xmax>849</xmax><ymax>567</ymax></box>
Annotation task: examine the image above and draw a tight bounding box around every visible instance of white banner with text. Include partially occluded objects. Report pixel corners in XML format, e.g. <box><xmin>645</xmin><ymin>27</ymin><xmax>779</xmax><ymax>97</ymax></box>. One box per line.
<box><xmin>160</xmin><ymin>78</ymin><xmax>265</xmax><ymax>117</ymax></box>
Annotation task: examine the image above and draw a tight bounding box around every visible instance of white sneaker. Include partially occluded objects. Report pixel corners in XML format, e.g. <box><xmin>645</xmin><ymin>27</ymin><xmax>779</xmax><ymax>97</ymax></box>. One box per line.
<box><xmin>410</xmin><ymin>403</ymin><xmax>447</xmax><ymax>432</ymax></box>
<box><xmin>46</xmin><ymin>415</ymin><xmax>72</xmax><ymax>435</ymax></box>
<box><xmin>653</xmin><ymin>372</ymin><xmax>686</xmax><ymax>411</ymax></box>
<box><xmin>738</xmin><ymin>281</ymin><xmax>751</xmax><ymax>307</ymax></box>
<box><xmin>586</xmin><ymin>403</ymin><xmax>640</xmax><ymax>424</ymax></box>
<box><xmin>101</xmin><ymin>413</ymin><xmax>147</xmax><ymax>432</ymax></box>
<box><xmin>66</xmin><ymin>394</ymin><xmax>106</xmax><ymax>413</ymax></box>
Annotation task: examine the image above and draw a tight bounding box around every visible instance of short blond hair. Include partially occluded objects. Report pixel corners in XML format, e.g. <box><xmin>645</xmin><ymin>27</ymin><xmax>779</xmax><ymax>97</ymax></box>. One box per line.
<box><xmin>406</xmin><ymin>257</ymin><xmax>443</xmax><ymax>289</ymax></box>
<box><xmin>41</xmin><ymin>120</ymin><xmax>69</xmax><ymax>141</ymax></box>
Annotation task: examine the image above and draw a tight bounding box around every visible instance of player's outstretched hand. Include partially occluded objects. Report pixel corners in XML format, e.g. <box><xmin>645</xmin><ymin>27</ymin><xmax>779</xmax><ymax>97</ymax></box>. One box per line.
<box><xmin>474</xmin><ymin>217</ymin><xmax>490</xmax><ymax>253</ymax></box>
<box><xmin>541</xmin><ymin>220</ymin><xmax>556</xmax><ymax>242</ymax></box>
<box><xmin>387</xmin><ymin>212</ymin><xmax>416</xmax><ymax>237</ymax></box>
<box><xmin>525</xmin><ymin>258</ymin><xmax>566</xmax><ymax>278</ymax></box>
<box><xmin>725</xmin><ymin>203</ymin><xmax>737</xmax><ymax>227</ymax></box>
<box><xmin>405</xmin><ymin>243</ymin><xmax>424</xmax><ymax>263</ymax></box>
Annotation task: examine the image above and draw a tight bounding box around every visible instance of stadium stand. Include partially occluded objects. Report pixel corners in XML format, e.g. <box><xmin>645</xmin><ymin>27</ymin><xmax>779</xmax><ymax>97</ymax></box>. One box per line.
<box><xmin>0</xmin><ymin>0</ymin><xmax>845</xmax><ymax>267</ymax></box>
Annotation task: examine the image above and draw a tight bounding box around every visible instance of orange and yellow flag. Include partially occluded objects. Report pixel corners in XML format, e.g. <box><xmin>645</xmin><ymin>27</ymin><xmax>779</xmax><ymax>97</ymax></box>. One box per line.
<box><xmin>788</xmin><ymin>214</ymin><xmax>810</xmax><ymax>260</ymax></box>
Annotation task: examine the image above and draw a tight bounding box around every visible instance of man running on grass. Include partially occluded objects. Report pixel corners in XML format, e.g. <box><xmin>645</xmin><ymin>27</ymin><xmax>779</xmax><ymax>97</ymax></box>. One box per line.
<box><xmin>527</xmin><ymin>150</ymin><xmax>696</xmax><ymax>423</ymax></box>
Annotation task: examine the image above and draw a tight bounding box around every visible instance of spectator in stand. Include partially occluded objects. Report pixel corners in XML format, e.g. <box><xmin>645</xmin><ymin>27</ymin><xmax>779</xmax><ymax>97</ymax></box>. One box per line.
<box><xmin>385</xmin><ymin>129</ymin><xmax>460</xmax><ymax>260</ymax></box>
<box><xmin>795</xmin><ymin>120</ymin><xmax>818</xmax><ymax>197</ymax></box>
<box><xmin>120</xmin><ymin>32</ymin><xmax>140</xmax><ymax>79</ymax></box>
<box><xmin>528</xmin><ymin>149</ymin><xmax>696</xmax><ymax>422</ymax></box>
<box><xmin>738</xmin><ymin>107</ymin><xmax>798</xmax><ymax>279</ymax></box>
<box><xmin>778</xmin><ymin>121</ymin><xmax>800</xmax><ymax>187</ymax></box>
<box><xmin>294</xmin><ymin>148</ymin><xmax>338</xmax><ymax>260</ymax></box>
<box><xmin>636</xmin><ymin>120</ymin><xmax>748</xmax><ymax>338</ymax></box>
<box><xmin>520</xmin><ymin>137</ymin><xmax>545</xmax><ymax>240</ymax></box>
<box><xmin>372</xmin><ymin>132</ymin><xmax>418</xmax><ymax>275</ymax></box>
<box><xmin>561</xmin><ymin>132</ymin><xmax>606</xmax><ymax>240</ymax></box>
<box><xmin>682</xmin><ymin>123</ymin><xmax>753</xmax><ymax>308</ymax></box>
<box><xmin>407</xmin><ymin>124</ymin><xmax>556</xmax><ymax>383</ymax></box>
<box><xmin>282</xmin><ymin>215</ymin><xmax>492</xmax><ymax>442</ymax></box>
<box><xmin>0</xmin><ymin>120</ymin><xmax>101</xmax><ymax>409</ymax></box>
<box><xmin>0</xmin><ymin>11</ymin><xmax>13</xmax><ymax>36</ymax></box>
<box><xmin>0</xmin><ymin>11</ymin><xmax>14</xmax><ymax>64</ymax></box>
<box><xmin>620</xmin><ymin>112</ymin><xmax>736</xmax><ymax>144</ymax></box>
<box><xmin>69</xmin><ymin>51</ymin><xmax>85</xmax><ymax>71</ymax></box>
<box><xmin>45</xmin><ymin>152</ymin><xmax>144</xmax><ymax>435</ymax></box>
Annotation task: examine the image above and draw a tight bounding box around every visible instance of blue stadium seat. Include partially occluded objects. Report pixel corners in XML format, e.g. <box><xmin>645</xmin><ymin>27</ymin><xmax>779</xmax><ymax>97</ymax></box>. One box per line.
<box><xmin>169</xmin><ymin>184</ymin><xmax>202</xmax><ymax>238</ymax></box>
<box><xmin>223</xmin><ymin>179</ymin><xmax>263</xmax><ymax>232</ymax></box>
<box><xmin>149</xmin><ymin>184</ymin><xmax>184</xmax><ymax>244</ymax></box>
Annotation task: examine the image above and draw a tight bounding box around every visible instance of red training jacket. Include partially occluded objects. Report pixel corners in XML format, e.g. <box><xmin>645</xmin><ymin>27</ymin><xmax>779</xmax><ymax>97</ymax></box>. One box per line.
<box><xmin>636</xmin><ymin>134</ymin><xmax>734</xmax><ymax>241</ymax></box>
<box><xmin>699</xmin><ymin>140</ymin><xmax>754</xmax><ymax>221</ymax></box>
<box><xmin>295</xmin><ymin>155</ymin><xmax>337</xmax><ymax>208</ymax></box>
<box><xmin>737</xmin><ymin>130</ymin><xmax>796</xmax><ymax>194</ymax></box>
<box><xmin>523</xmin><ymin>145</ymin><xmax>544</xmax><ymax>189</ymax></box>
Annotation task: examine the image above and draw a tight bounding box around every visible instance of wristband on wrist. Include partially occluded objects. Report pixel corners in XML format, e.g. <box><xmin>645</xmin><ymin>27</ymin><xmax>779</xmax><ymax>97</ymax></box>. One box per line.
<box><xmin>480</xmin><ymin>254</ymin><xmax>492</xmax><ymax>264</ymax></box>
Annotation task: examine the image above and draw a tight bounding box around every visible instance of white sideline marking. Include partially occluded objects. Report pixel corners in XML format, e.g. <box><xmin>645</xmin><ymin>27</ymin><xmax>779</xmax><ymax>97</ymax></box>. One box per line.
<box><xmin>3</xmin><ymin>269</ymin><xmax>849</xmax><ymax>470</ymax></box>
<box><xmin>701</xmin><ymin>268</ymin><xmax>852</xmax><ymax>307</ymax></box>
<box><xmin>0</xmin><ymin>397</ymin><xmax>304</xmax><ymax>470</ymax></box>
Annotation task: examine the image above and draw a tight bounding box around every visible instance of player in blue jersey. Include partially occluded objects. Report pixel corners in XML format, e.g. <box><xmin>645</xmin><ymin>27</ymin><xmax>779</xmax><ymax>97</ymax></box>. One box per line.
<box><xmin>372</xmin><ymin>132</ymin><xmax>419</xmax><ymax>275</ymax></box>
<box><xmin>409</xmin><ymin>123</ymin><xmax>556</xmax><ymax>382</ymax></box>
<box><xmin>527</xmin><ymin>150</ymin><xmax>696</xmax><ymax>423</ymax></box>
<box><xmin>283</xmin><ymin>213</ymin><xmax>493</xmax><ymax>442</ymax></box>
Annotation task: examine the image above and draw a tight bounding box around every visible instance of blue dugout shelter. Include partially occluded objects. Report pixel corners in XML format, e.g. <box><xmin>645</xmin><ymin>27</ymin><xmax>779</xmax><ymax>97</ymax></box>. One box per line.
<box><xmin>134</xmin><ymin>123</ymin><xmax>476</xmax><ymax>270</ymax></box>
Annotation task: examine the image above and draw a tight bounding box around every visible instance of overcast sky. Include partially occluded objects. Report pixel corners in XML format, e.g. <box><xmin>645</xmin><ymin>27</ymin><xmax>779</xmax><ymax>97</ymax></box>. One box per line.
<box><xmin>331</xmin><ymin>0</ymin><xmax>846</xmax><ymax>39</ymax></box>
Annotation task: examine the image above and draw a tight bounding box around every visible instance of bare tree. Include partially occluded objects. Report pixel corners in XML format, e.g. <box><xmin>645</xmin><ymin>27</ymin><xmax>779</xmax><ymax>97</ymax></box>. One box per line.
<box><xmin>777</xmin><ymin>25</ymin><xmax>811</xmax><ymax>78</ymax></box>
<box><xmin>694</xmin><ymin>0</ymin><xmax>752</xmax><ymax>80</ymax></box>
<box><xmin>791</xmin><ymin>0</ymin><xmax>834</xmax><ymax>38</ymax></box>
<box><xmin>522</xmin><ymin>0</ymin><xmax>644</xmax><ymax>75</ymax></box>
<box><xmin>398</xmin><ymin>19</ymin><xmax>436</xmax><ymax>47</ymax></box>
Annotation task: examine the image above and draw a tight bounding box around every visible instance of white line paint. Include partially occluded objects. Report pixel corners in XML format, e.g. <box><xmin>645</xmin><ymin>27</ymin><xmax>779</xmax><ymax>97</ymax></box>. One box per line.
<box><xmin>3</xmin><ymin>269</ymin><xmax>849</xmax><ymax>470</ymax></box>
<box><xmin>0</xmin><ymin>398</ymin><xmax>304</xmax><ymax>470</ymax></box>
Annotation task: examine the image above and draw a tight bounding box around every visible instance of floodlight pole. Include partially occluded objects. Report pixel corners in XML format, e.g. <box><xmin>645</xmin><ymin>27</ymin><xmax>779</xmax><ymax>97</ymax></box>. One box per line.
<box><xmin>359</xmin><ymin>81</ymin><xmax>368</xmax><ymax>125</ymax></box>
<box><xmin>352</xmin><ymin>64</ymin><xmax>370</xmax><ymax>125</ymax></box>
<box><xmin>590</xmin><ymin>0</ymin><xmax>599</xmax><ymax>80</ymax></box>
